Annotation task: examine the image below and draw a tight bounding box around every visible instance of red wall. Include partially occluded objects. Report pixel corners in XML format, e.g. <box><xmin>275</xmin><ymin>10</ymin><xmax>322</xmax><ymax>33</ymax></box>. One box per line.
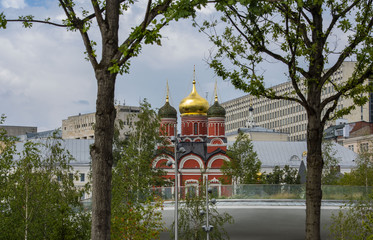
<box><xmin>181</xmin><ymin>115</ymin><xmax>208</xmax><ymax>136</ymax></box>
<box><xmin>160</xmin><ymin>118</ymin><xmax>176</xmax><ymax>136</ymax></box>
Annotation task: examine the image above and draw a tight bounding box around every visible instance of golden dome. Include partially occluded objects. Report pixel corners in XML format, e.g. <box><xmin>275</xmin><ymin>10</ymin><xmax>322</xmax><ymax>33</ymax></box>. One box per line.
<box><xmin>179</xmin><ymin>79</ymin><xmax>209</xmax><ymax>116</ymax></box>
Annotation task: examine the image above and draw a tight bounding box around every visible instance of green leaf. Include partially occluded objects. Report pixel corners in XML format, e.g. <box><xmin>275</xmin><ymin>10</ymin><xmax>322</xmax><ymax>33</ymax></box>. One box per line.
<box><xmin>0</xmin><ymin>12</ymin><xmax>7</xmax><ymax>29</ymax></box>
<box><xmin>18</xmin><ymin>15</ymin><xmax>34</xmax><ymax>28</ymax></box>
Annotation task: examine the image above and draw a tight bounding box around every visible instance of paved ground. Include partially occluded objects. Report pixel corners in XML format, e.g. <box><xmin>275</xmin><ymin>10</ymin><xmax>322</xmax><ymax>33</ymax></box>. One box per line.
<box><xmin>160</xmin><ymin>200</ymin><xmax>344</xmax><ymax>240</ymax></box>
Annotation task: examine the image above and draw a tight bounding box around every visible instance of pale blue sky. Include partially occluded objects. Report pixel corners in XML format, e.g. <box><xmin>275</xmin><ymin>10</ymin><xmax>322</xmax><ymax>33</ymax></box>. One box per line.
<box><xmin>0</xmin><ymin>0</ymin><xmax>289</xmax><ymax>131</ymax></box>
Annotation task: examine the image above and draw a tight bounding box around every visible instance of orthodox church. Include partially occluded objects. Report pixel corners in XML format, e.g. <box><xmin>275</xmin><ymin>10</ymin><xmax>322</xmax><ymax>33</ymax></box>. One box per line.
<box><xmin>153</xmin><ymin>75</ymin><xmax>230</xmax><ymax>192</ymax></box>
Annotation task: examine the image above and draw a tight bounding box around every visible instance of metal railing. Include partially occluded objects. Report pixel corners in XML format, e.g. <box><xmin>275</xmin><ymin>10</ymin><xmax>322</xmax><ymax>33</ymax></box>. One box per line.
<box><xmin>79</xmin><ymin>184</ymin><xmax>373</xmax><ymax>211</ymax></box>
<box><xmin>150</xmin><ymin>184</ymin><xmax>373</xmax><ymax>201</ymax></box>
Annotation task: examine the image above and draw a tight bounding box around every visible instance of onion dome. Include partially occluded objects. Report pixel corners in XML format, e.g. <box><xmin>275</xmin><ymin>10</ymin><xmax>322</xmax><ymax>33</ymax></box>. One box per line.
<box><xmin>207</xmin><ymin>92</ymin><xmax>226</xmax><ymax>117</ymax></box>
<box><xmin>179</xmin><ymin>79</ymin><xmax>209</xmax><ymax>116</ymax></box>
<box><xmin>159</xmin><ymin>101</ymin><xmax>177</xmax><ymax>119</ymax></box>
<box><xmin>158</xmin><ymin>81</ymin><xmax>177</xmax><ymax>118</ymax></box>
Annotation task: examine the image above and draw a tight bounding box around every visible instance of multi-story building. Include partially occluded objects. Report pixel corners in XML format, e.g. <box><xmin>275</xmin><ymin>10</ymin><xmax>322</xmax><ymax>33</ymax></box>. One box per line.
<box><xmin>222</xmin><ymin>61</ymin><xmax>372</xmax><ymax>141</ymax></box>
<box><xmin>62</xmin><ymin>105</ymin><xmax>140</xmax><ymax>139</ymax></box>
<box><xmin>226</xmin><ymin>106</ymin><xmax>290</xmax><ymax>142</ymax></box>
<box><xmin>0</xmin><ymin>125</ymin><xmax>37</xmax><ymax>137</ymax></box>
<box><xmin>325</xmin><ymin>120</ymin><xmax>373</xmax><ymax>154</ymax></box>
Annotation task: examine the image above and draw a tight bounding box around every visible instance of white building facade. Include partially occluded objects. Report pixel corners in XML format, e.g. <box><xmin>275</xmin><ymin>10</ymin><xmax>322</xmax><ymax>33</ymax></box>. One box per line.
<box><xmin>62</xmin><ymin>105</ymin><xmax>140</xmax><ymax>139</ymax></box>
<box><xmin>222</xmin><ymin>62</ymin><xmax>372</xmax><ymax>141</ymax></box>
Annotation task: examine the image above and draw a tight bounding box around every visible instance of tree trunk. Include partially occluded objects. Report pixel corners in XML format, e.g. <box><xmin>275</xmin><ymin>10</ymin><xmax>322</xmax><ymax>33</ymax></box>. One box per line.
<box><xmin>89</xmin><ymin>2</ymin><xmax>119</xmax><ymax>239</ymax></box>
<box><xmin>305</xmin><ymin>111</ymin><xmax>324</xmax><ymax>240</ymax></box>
<box><xmin>90</xmin><ymin>69</ymin><xmax>117</xmax><ymax>240</ymax></box>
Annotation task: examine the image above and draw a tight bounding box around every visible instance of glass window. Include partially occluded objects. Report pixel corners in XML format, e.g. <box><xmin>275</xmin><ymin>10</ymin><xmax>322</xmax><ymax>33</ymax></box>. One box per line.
<box><xmin>360</xmin><ymin>143</ymin><xmax>369</xmax><ymax>152</ymax></box>
<box><xmin>348</xmin><ymin>145</ymin><xmax>354</xmax><ymax>152</ymax></box>
<box><xmin>80</xmin><ymin>173</ymin><xmax>85</xmax><ymax>182</ymax></box>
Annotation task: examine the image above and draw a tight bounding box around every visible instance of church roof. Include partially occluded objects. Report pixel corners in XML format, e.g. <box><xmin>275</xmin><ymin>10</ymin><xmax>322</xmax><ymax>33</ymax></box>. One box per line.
<box><xmin>177</xmin><ymin>141</ymin><xmax>226</xmax><ymax>162</ymax></box>
<box><xmin>179</xmin><ymin>78</ymin><xmax>209</xmax><ymax>116</ymax></box>
<box><xmin>158</xmin><ymin>101</ymin><xmax>177</xmax><ymax>118</ymax></box>
<box><xmin>207</xmin><ymin>100</ymin><xmax>226</xmax><ymax>117</ymax></box>
<box><xmin>159</xmin><ymin>81</ymin><xmax>177</xmax><ymax>119</ymax></box>
<box><xmin>227</xmin><ymin>141</ymin><xmax>357</xmax><ymax>169</ymax></box>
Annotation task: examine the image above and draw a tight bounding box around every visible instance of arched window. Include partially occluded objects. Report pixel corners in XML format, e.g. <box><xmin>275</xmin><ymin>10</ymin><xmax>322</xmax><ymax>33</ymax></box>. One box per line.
<box><xmin>194</xmin><ymin>123</ymin><xmax>198</xmax><ymax>135</ymax></box>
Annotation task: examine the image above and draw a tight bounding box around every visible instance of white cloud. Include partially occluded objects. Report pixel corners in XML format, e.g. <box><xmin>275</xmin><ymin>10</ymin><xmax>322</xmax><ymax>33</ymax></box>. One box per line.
<box><xmin>0</xmin><ymin>1</ymin><xmax>244</xmax><ymax>131</ymax></box>
<box><xmin>196</xmin><ymin>4</ymin><xmax>216</xmax><ymax>16</ymax></box>
<box><xmin>1</xmin><ymin>0</ymin><xmax>26</xmax><ymax>9</ymax></box>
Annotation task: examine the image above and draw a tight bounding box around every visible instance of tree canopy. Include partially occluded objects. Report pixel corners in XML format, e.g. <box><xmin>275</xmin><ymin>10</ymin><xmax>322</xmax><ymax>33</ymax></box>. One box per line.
<box><xmin>265</xmin><ymin>165</ymin><xmax>300</xmax><ymax>185</ymax></box>
<box><xmin>111</xmin><ymin>100</ymin><xmax>168</xmax><ymax>239</ymax></box>
<box><xmin>222</xmin><ymin>132</ymin><xmax>261</xmax><ymax>184</ymax></box>
<box><xmin>322</xmin><ymin>140</ymin><xmax>342</xmax><ymax>185</ymax></box>
<box><xmin>0</xmin><ymin>122</ymin><xmax>90</xmax><ymax>240</ymax></box>
<box><xmin>338</xmin><ymin>144</ymin><xmax>373</xmax><ymax>187</ymax></box>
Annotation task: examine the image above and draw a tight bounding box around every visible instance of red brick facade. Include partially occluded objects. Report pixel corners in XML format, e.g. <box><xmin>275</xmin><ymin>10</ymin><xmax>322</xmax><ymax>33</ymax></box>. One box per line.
<box><xmin>155</xmin><ymin>81</ymin><xmax>230</xmax><ymax>190</ymax></box>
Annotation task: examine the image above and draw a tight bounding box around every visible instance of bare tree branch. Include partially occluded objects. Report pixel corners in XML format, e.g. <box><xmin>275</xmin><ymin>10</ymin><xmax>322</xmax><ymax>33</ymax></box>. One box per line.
<box><xmin>321</xmin><ymin>65</ymin><xmax>373</xmax><ymax>110</ymax></box>
<box><xmin>115</xmin><ymin>0</ymin><xmax>172</xmax><ymax>66</ymax></box>
<box><xmin>6</xmin><ymin>19</ymin><xmax>66</xmax><ymax>27</ymax></box>
<box><xmin>91</xmin><ymin>0</ymin><xmax>107</xmax><ymax>33</ymax></box>
<box><xmin>324</xmin><ymin>0</ymin><xmax>361</xmax><ymax>40</ymax></box>
<box><xmin>321</xmin><ymin>1</ymin><xmax>373</xmax><ymax>86</ymax></box>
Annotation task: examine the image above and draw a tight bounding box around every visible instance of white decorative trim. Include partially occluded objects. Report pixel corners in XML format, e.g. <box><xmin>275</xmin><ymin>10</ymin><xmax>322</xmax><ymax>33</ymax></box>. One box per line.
<box><xmin>185</xmin><ymin>179</ymin><xmax>199</xmax><ymax>185</ymax></box>
<box><xmin>152</xmin><ymin>155</ymin><xmax>174</xmax><ymax>168</ymax></box>
<box><xmin>193</xmin><ymin>137</ymin><xmax>204</xmax><ymax>142</ymax></box>
<box><xmin>209</xmin><ymin>137</ymin><xmax>224</xmax><ymax>145</ymax></box>
<box><xmin>209</xmin><ymin>177</ymin><xmax>221</xmax><ymax>184</ymax></box>
<box><xmin>208</xmin><ymin>177</ymin><xmax>222</xmax><ymax>196</ymax></box>
<box><xmin>206</xmin><ymin>144</ymin><xmax>226</xmax><ymax>147</ymax></box>
<box><xmin>207</xmin><ymin>154</ymin><xmax>230</xmax><ymax>169</ymax></box>
<box><xmin>179</xmin><ymin>169</ymin><xmax>204</xmax><ymax>173</ymax></box>
<box><xmin>183</xmin><ymin>137</ymin><xmax>192</xmax><ymax>142</ymax></box>
<box><xmin>179</xmin><ymin>155</ymin><xmax>204</xmax><ymax>169</ymax></box>
<box><xmin>161</xmin><ymin>118</ymin><xmax>177</xmax><ymax>121</ymax></box>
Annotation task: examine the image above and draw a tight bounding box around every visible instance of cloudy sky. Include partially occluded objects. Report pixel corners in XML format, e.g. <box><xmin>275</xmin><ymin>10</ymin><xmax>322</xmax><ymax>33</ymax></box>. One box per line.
<box><xmin>0</xmin><ymin>0</ymin><xmax>289</xmax><ymax>131</ymax></box>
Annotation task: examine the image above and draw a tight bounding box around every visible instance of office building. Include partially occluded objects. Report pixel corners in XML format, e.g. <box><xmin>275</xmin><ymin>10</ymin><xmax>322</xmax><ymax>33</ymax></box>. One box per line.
<box><xmin>0</xmin><ymin>125</ymin><xmax>37</xmax><ymax>137</ymax></box>
<box><xmin>62</xmin><ymin>105</ymin><xmax>140</xmax><ymax>139</ymax></box>
<box><xmin>222</xmin><ymin>61</ymin><xmax>372</xmax><ymax>141</ymax></box>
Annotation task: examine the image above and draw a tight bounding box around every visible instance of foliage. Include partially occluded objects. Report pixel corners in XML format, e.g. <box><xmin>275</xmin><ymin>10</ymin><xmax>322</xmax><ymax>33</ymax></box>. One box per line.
<box><xmin>111</xmin><ymin>197</ymin><xmax>164</xmax><ymax>240</ymax></box>
<box><xmin>222</xmin><ymin>132</ymin><xmax>261</xmax><ymax>184</ymax></box>
<box><xmin>329</xmin><ymin>195</ymin><xmax>373</xmax><ymax>240</ymax></box>
<box><xmin>111</xmin><ymin>100</ymin><xmax>167</xmax><ymax>239</ymax></box>
<box><xmin>265</xmin><ymin>165</ymin><xmax>300</xmax><ymax>184</ymax></box>
<box><xmin>322</xmin><ymin>141</ymin><xmax>341</xmax><ymax>185</ymax></box>
<box><xmin>0</xmin><ymin>123</ymin><xmax>90</xmax><ymax>240</ymax></box>
<box><xmin>338</xmin><ymin>145</ymin><xmax>373</xmax><ymax>187</ymax></box>
<box><xmin>199</xmin><ymin>0</ymin><xmax>372</xmax><ymax>238</ymax></box>
<box><xmin>171</xmin><ymin>183</ymin><xmax>234</xmax><ymax>240</ymax></box>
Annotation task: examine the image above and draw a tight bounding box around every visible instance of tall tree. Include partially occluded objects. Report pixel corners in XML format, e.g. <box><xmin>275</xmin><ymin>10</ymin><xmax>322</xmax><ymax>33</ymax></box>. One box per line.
<box><xmin>111</xmin><ymin>100</ymin><xmax>167</xmax><ymax>239</ymax></box>
<box><xmin>221</xmin><ymin>131</ymin><xmax>261</xmax><ymax>184</ymax></box>
<box><xmin>322</xmin><ymin>140</ymin><xmax>341</xmax><ymax>185</ymax></box>
<box><xmin>0</xmin><ymin>1</ymin><xmax>203</xmax><ymax>239</ymax></box>
<box><xmin>265</xmin><ymin>165</ymin><xmax>300</xmax><ymax>184</ymax></box>
<box><xmin>200</xmin><ymin>0</ymin><xmax>373</xmax><ymax>238</ymax></box>
<box><xmin>0</xmin><ymin>128</ymin><xmax>90</xmax><ymax>240</ymax></box>
<box><xmin>338</xmin><ymin>143</ymin><xmax>373</xmax><ymax>188</ymax></box>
